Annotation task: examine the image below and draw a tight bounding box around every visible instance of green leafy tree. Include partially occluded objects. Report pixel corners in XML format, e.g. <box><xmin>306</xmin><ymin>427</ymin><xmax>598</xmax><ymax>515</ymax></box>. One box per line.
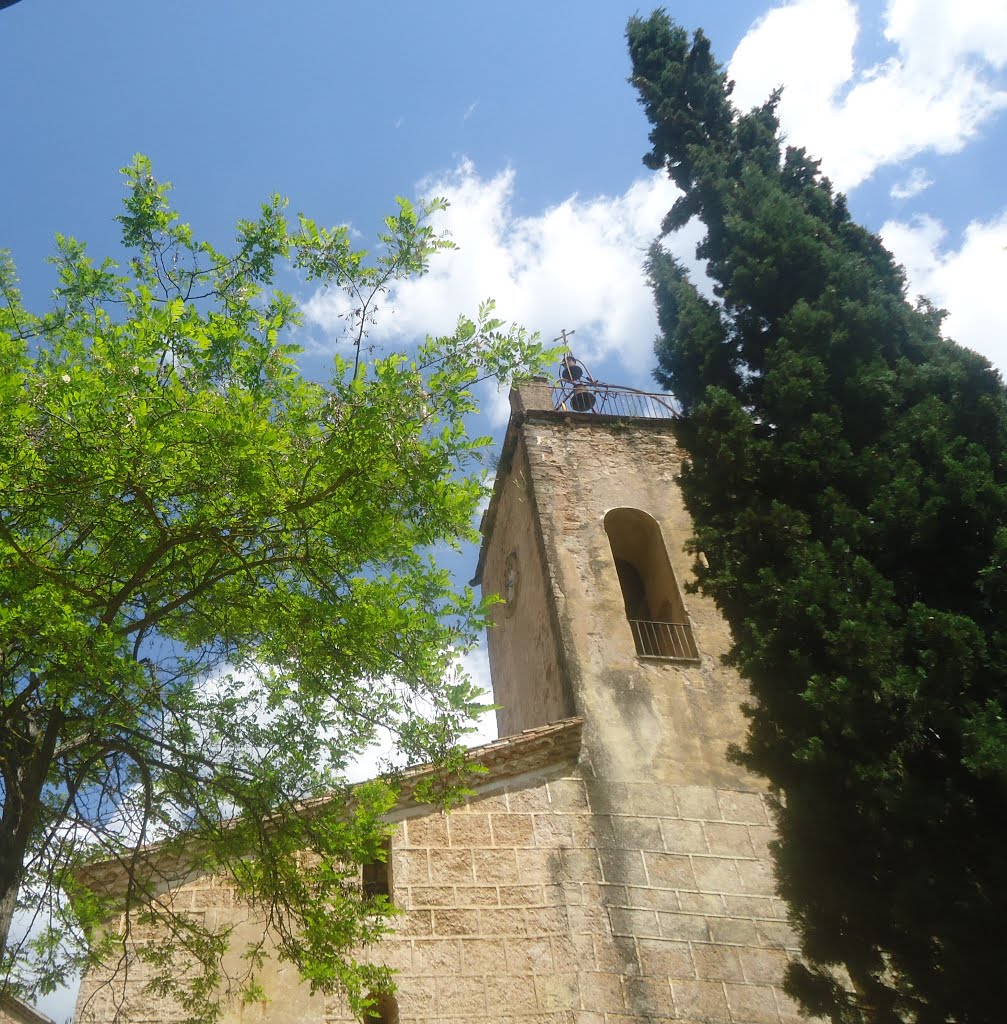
<box><xmin>0</xmin><ymin>155</ymin><xmax>546</xmax><ymax>1021</ymax></box>
<box><xmin>628</xmin><ymin>12</ymin><xmax>1007</xmax><ymax>1023</ymax></box>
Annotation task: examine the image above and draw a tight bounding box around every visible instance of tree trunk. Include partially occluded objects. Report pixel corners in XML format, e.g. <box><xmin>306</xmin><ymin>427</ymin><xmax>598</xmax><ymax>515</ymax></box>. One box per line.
<box><xmin>0</xmin><ymin>710</ymin><xmax>62</xmax><ymax>958</ymax></box>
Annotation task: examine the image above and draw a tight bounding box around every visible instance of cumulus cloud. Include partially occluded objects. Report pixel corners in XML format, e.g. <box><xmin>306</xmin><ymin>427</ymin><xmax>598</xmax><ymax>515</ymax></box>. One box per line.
<box><xmin>304</xmin><ymin>162</ymin><xmax>689</xmax><ymax>421</ymax></box>
<box><xmin>884</xmin><ymin>0</ymin><xmax>1007</xmax><ymax>70</ymax></box>
<box><xmin>890</xmin><ymin>167</ymin><xmax>933</xmax><ymax>200</ymax></box>
<box><xmin>881</xmin><ymin>209</ymin><xmax>1007</xmax><ymax>369</ymax></box>
<box><xmin>729</xmin><ymin>0</ymin><xmax>1007</xmax><ymax>191</ymax></box>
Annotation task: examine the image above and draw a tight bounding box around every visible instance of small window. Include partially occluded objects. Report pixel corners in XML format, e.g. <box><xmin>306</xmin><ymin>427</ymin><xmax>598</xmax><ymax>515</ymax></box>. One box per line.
<box><xmin>362</xmin><ymin>837</ymin><xmax>392</xmax><ymax>902</ymax></box>
<box><xmin>604</xmin><ymin>508</ymin><xmax>699</xmax><ymax>661</ymax></box>
<box><xmin>364</xmin><ymin>993</ymin><xmax>399</xmax><ymax>1024</ymax></box>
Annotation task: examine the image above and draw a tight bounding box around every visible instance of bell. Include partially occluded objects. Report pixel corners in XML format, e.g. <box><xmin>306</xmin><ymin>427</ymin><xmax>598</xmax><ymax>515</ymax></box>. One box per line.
<box><xmin>560</xmin><ymin>360</ymin><xmax>583</xmax><ymax>382</ymax></box>
<box><xmin>570</xmin><ymin>386</ymin><xmax>596</xmax><ymax>412</ymax></box>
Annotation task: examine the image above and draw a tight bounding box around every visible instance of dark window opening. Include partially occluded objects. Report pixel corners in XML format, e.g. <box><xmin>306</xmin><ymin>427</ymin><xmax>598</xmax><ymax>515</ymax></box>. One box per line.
<box><xmin>362</xmin><ymin>837</ymin><xmax>392</xmax><ymax>903</ymax></box>
<box><xmin>605</xmin><ymin>508</ymin><xmax>699</xmax><ymax>661</ymax></box>
<box><xmin>364</xmin><ymin>993</ymin><xmax>399</xmax><ymax>1024</ymax></box>
<box><xmin>615</xmin><ymin>558</ymin><xmax>650</xmax><ymax>620</ymax></box>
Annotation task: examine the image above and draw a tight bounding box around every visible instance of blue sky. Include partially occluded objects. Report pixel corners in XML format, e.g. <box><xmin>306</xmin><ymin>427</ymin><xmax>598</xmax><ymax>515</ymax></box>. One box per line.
<box><xmin>3</xmin><ymin>1</ymin><xmax>1004</xmax><ymax>398</ymax></box>
<box><xmin>2</xmin><ymin>2</ymin><xmax>1006</xmax><ymax>1017</ymax></box>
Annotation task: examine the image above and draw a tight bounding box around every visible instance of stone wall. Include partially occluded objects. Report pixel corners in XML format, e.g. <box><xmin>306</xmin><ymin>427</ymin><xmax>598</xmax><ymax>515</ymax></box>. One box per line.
<box><xmin>480</xmin><ymin>434</ymin><xmax>573</xmax><ymax>737</ymax></box>
<box><xmin>76</xmin><ymin>754</ymin><xmax>801</xmax><ymax>1024</ymax></box>
<box><xmin>374</xmin><ymin>768</ymin><xmax>802</xmax><ymax>1024</ymax></box>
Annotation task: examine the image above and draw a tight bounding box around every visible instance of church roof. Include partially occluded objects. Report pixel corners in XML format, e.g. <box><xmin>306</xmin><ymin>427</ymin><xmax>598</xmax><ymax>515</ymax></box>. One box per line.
<box><xmin>76</xmin><ymin>716</ymin><xmax>583</xmax><ymax>896</ymax></box>
<box><xmin>394</xmin><ymin>715</ymin><xmax>583</xmax><ymax>811</ymax></box>
<box><xmin>0</xmin><ymin>993</ymin><xmax>56</xmax><ymax>1024</ymax></box>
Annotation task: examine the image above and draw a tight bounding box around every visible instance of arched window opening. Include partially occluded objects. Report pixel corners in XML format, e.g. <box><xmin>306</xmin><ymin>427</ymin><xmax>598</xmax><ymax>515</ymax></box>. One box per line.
<box><xmin>364</xmin><ymin>992</ymin><xmax>399</xmax><ymax>1024</ymax></box>
<box><xmin>605</xmin><ymin>508</ymin><xmax>699</xmax><ymax>661</ymax></box>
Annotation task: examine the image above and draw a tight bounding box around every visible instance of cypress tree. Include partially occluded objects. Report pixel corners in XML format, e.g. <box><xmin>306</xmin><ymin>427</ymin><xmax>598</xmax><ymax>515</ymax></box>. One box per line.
<box><xmin>628</xmin><ymin>12</ymin><xmax>1007</xmax><ymax>1023</ymax></box>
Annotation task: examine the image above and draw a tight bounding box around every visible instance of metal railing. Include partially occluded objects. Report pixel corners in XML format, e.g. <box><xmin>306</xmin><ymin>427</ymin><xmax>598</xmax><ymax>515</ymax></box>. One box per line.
<box><xmin>629</xmin><ymin>620</ymin><xmax>700</xmax><ymax>661</ymax></box>
<box><xmin>551</xmin><ymin>382</ymin><xmax>679</xmax><ymax>420</ymax></box>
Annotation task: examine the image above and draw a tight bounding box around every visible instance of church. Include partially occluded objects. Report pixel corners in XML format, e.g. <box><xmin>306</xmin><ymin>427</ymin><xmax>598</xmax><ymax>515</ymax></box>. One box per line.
<box><xmin>73</xmin><ymin>366</ymin><xmax>800</xmax><ymax>1024</ymax></box>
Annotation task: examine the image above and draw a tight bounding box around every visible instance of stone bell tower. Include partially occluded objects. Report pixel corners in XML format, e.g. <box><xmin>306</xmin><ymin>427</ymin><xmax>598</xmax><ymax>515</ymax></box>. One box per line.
<box><xmin>473</xmin><ymin>355</ymin><xmax>800</xmax><ymax>1023</ymax></box>
<box><xmin>474</xmin><ymin>357</ymin><xmax>756</xmax><ymax>789</ymax></box>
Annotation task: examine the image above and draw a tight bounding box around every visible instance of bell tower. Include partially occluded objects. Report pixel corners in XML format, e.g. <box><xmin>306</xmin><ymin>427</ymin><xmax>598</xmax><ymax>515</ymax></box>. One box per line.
<box><xmin>473</xmin><ymin>355</ymin><xmax>796</xmax><ymax>1024</ymax></box>
<box><xmin>474</xmin><ymin>356</ymin><xmax>755</xmax><ymax>788</ymax></box>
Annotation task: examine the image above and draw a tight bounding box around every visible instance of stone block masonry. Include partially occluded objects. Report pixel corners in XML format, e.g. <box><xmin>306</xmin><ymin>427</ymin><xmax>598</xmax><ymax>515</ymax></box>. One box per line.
<box><xmin>332</xmin><ymin>762</ymin><xmax>802</xmax><ymax>1023</ymax></box>
<box><xmin>75</xmin><ymin>749</ymin><xmax>802</xmax><ymax>1024</ymax></box>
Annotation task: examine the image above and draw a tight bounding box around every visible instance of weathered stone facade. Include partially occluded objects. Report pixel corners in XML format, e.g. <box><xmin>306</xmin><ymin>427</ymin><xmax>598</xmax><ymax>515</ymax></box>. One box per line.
<box><xmin>74</xmin><ymin>379</ymin><xmax>800</xmax><ymax>1024</ymax></box>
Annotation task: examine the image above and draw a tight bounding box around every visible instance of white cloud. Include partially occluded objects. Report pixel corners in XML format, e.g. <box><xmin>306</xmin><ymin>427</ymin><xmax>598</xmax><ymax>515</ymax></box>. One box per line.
<box><xmin>729</xmin><ymin>0</ymin><xmax>1007</xmax><ymax>191</ymax></box>
<box><xmin>884</xmin><ymin>0</ymin><xmax>1007</xmax><ymax>70</ymax></box>
<box><xmin>881</xmin><ymin>209</ymin><xmax>1007</xmax><ymax>369</ymax></box>
<box><xmin>304</xmin><ymin>162</ymin><xmax>690</xmax><ymax>423</ymax></box>
<box><xmin>890</xmin><ymin>166</ymin><xmax>933</xmax><ymax>200</ymax></box>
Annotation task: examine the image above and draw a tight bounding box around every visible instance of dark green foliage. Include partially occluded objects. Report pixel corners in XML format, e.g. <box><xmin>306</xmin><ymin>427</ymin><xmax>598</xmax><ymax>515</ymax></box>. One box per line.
<box><xmin>629</xmin><ymin>11</ymin><xmax>1007</xmax><ymax>1023</ymax></box>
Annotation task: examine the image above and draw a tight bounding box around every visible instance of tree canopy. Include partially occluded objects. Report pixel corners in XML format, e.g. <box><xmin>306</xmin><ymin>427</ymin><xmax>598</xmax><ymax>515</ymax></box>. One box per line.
<box><xmin>629</xmin><ymin>11</ymin><xmax>1007</xmax><ymax>1023</ymax></box>
<box><xmin>0</xmin><ymin>156</ymin><xmax>546</xmax><ymax>1021</ymax></box>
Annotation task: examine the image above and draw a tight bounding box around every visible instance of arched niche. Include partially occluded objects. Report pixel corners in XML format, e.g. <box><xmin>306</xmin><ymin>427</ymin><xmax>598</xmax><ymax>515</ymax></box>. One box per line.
<box><xmin>604</xmin><ymin>507</ymin><xmax>699</xmax><ymax>661</ymax></box>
